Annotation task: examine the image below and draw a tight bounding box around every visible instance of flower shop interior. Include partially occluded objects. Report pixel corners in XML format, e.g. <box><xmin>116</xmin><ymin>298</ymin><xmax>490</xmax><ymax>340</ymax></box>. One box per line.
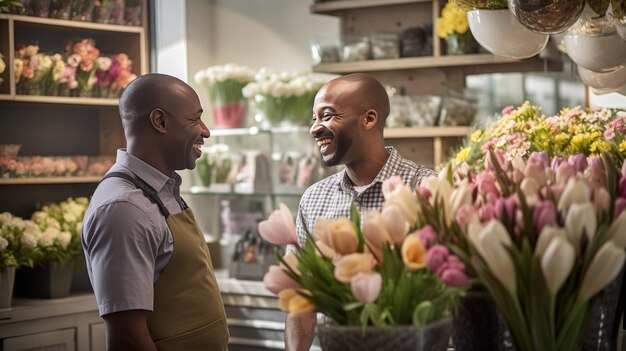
<box><xmin>1</xmin><ymin>0</ymin><xmax>626</xmax><ymax>350</ymax></box>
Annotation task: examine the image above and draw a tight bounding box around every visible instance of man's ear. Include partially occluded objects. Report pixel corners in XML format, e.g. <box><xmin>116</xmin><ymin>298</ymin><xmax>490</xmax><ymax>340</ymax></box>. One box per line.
<box><xmin>362</xmin><ymin>108</ymin><xmax>379</xmax><ymax>131</ymax></box>
<box><xmin>150</xmin><ymin>109</ymin><xmax>167</xmax><ymax>134</ymax></box>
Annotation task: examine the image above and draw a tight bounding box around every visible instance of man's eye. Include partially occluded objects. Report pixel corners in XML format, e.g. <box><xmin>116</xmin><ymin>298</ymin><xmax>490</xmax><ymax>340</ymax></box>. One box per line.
<box><xmin>322</xmin><ymin>114</ymin><xmax>334</xmax><ymax>121</ymax></box>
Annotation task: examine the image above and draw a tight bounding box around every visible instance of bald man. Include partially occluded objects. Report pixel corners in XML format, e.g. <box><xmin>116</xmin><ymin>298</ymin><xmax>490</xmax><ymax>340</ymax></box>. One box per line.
<box><xmin>82</xmin><ymin>74</ymin><xmax>228</xmax><ymax>350</ymax></box>
<box><xmin>289</xmin><ymin>73</ymin><xmax>435</xmax><ymax>350</ymax></box>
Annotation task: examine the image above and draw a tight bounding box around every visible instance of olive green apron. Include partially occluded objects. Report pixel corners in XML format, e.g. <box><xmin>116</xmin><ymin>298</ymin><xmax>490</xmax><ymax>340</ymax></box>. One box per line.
<box><xmin>103</xmin><ymin>172</ymin><xmax>229</xmax><ymax>350</ymax></box>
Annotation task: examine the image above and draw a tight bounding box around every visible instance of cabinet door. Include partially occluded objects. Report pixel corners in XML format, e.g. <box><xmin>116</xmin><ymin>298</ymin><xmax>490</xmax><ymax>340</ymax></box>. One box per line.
<box><xmin>2</xmin><ymin>328</ymin><xmax>75</xmax><ymax>351</ymax></box>
<box><xmin>90</xmin><ymin>322</ymin><xmax>106</xmax><ymax>351</ymax></box>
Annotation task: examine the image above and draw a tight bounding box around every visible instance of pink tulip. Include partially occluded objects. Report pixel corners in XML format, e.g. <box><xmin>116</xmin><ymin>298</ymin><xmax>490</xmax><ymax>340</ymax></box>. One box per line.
<box><xmin>556</xmin><ymin>162</ymin><xmax>576</xmax><ymax>185</ymax></box>
<box><xmin>415</xmin><ymin>225</ymin><xmax>437</xmax><ymax>249</ymax></box>
<box><xmin>350</xmin><ymin>272</ymin><xmax>382</xmax><ymax>304</ymax></box>
<box><xmin>584</xmin><ymin>157</ymin><xmax>606</xmax><ymax>188</ymax></box>
<box><xmin>501</xmin><ymin>105</ymin><xmax>514</xmax><ymax>114</ymax></box>
<box><xmin>455</xmin><ymin>204</ymin><xmax>478</xmax><ymax>230</ymax></box>
<box><xmin>382</xmin><ymin>176</ymin><xmax>403</xmax><ymax>200</ymax></box>
<box><xmin>619</xmin><ymin>177</ymin><xmax>626</xmax><ymax>198</ymax></box>
<box><xmin>417</xmin><ymin>186</ymin><xmax>432</xmax><ymax>200</ymax></box>
<box><xmin>258</xmin><ymin>203</ymin><xmax>298</xmax><ymax>246</ymax></box>
<box><xmin>427</xmin><ymin>245</ymin><xmax>449</xmax><ymax>272</ymax></box>
<box><xmin>484</xmin><ymin>149</ymin><xmax>506</xmax><ymax>171</ymax></box>
<box><xmin>614</xmin><ymin>198</ymin><xmax>626</xmax><ymax>218</ymax></box>
<box><xmin>477</xmin><ymin>172</ymin><xmax>499</xmax><ymax>197</ymax></box>
<box><xmin>495</xmin><ymin>196</ymin><xmax>517</xmax><ymax>224</ymax></box>
<box><xmin>533</xmin><ymin>200</ymin><xmax>556</xmax><ymax>233</ymax></box>
<box><xmin>568</xmin><ymin>154</ymin><xmax>588</xmax><ymax>173</ymax></box>
<box><xmin>528</xmin><ymin>151</ymin><xmax>549</xmax><ymax>169</ymax></box>
<box><xmin>263</xmin><ymin>265</ymin><xmax>300</xmax><ymax>294</ymax></box>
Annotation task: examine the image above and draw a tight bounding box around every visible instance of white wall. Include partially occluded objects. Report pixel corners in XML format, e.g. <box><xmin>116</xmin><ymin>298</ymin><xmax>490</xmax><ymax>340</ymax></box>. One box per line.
<box><xmin>185</xmin><ymin>0</ymin><xmax>339</xmax><ymax>114</ymax></box>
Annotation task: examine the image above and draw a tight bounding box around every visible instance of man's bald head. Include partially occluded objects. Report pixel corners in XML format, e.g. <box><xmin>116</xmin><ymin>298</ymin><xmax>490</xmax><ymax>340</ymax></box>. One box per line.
<box><xmin>118</xmin><ymin>73</ymin><xmax>196</xmax><ymax>137</ymax></box>
<box><xmin>326</xmin><ymin>73</ymin><xmax>390</xmax><ymax>126</ymax></box>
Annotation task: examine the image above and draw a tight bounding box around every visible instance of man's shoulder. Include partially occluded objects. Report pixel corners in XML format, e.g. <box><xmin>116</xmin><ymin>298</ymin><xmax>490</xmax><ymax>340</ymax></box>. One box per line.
<box><xmin>393</xmin><ymin>154</ymin><xmax>437</xmax><ymax>186</ymax></box>
<box><xmin>301</xmin><ymin>171</ymin><xmax>343</xmax><ymax>200</ymax></box>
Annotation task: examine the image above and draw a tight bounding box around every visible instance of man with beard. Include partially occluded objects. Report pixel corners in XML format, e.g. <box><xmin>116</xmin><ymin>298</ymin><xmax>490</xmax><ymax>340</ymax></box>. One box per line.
<box><xmin>82</xmin><ymin>74</ymin><xmax>228</xmax><ymax>350</ymax></box>
<box><xmin>287</xmin><ymin>73</ymin><xmax>436</xmax><ymax>350</ymax></box>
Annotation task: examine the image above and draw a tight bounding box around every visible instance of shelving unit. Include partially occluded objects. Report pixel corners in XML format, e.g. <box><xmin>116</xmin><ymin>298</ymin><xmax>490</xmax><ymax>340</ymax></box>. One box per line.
<box><xmin>0</xmin><ymin>1</ymin><xmax>148</xmax><ymax>217</ymax></box>
<box><xmin>309</xmin><ymin>0</ymin><xmax>559</xmax><ymax>167</ymax></box>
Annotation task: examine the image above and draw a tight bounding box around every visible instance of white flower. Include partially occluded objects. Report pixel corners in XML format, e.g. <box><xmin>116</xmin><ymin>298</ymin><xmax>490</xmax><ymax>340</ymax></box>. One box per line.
<box><xmin>39</xmin><ymin>227</ymin><xmax>60</xmax><ymax>247</ymax></box>
<box><xmin>76</xmin><ymin>221</ymin><xmax>83</xmax><ymax>235</ymax></box>
<box><xmin>9</xmin><ymin>217</ymin><xmax>25</xmax><ymax>230</ymax></box>
<box><xmin>97</xmin><ymin>57</ymin><xmax>112</xmax><ymax>71</ymax></box>
<box><xmin>46</xmin><ymin>218</ymin><xmax>61</xmax><ymax>230</ymax></box>
<box><xmin>21</xmin><ymin>231</ymin><xmax>38</xmax><ymax>249</ymax></box>
<box><xmin>0</xmin><ymin>236</ymin><xmax>8</xmax><ymax>251</ymax></box>
<box><xmin>0</xmin><ymin>212</ymin><xmax>13</xmax><ymax>225</ymax></box>
<box><xmin>58</xmin><ymin>231</ymin><xmax>72</xmax><ymax>249</ymax></box>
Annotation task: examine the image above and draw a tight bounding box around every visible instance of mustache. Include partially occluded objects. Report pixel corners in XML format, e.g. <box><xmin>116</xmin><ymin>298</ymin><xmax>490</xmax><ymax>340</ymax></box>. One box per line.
<box><xmin>314</xmin><ymin>130</ymin><xmax>334</xmax><ymax>139</ymax></box>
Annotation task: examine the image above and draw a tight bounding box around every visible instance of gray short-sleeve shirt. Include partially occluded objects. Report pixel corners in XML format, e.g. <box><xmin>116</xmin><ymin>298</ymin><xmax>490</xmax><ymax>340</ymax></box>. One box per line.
<box><xmin>82</xmin><ymin>149</ymin><xmax>186</xmax><ymax>316</ymax></box>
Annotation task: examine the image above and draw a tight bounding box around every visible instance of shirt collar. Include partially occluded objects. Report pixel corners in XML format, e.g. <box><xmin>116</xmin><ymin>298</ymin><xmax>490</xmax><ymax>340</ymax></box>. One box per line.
<box><xmin>115</xmin><ymin>149</ymin><xmax>182</xmax><ymax>192</ymax></box>
<box><xmin>337</xmin><ymin>146</ymin><xmax>398</xmax><ymax>192</ymax></box>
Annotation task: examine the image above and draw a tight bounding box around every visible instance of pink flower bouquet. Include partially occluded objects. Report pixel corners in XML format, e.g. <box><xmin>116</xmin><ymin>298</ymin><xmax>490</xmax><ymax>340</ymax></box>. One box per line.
<box><xmin>421</xmin><ymin>150</ymin><xmax>626</xmax><ymax>351</ymax></box>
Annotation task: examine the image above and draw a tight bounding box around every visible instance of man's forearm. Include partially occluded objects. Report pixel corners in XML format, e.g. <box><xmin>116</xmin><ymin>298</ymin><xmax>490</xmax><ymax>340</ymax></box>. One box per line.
<box><xmin>285</xmin><ymin>312</ymin><xmax>316</xmax><ymax>351</ymax></box>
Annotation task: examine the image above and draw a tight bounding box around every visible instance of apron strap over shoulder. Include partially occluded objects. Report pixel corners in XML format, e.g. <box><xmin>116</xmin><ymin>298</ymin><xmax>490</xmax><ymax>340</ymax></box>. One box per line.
<box><xmin>102</xmin><ymin>171</ymin><xmax>171</xmax><ymax>218</ymax></box>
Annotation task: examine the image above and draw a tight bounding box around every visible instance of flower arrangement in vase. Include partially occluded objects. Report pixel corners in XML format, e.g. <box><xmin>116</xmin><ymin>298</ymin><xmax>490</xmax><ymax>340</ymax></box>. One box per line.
<box><xmin>194</xmin><ymin>63</ymin><xmax>255</xmax><ymax>128</ymax></box>
<box><xmin>258</xmin><ymin>187</ymin><xmax>467</xmax><ymax>350</ymax></box>
<box><xmin>242</xmin><ymin>68</ymin><xmax>326</xmax><ymax>127</ymax></box>
<box><xmin>14</xmin><ymin>45</ymin><xmax>53</xmax><ymax>96</ymax></box>
<box><xmin>449</xmin><ymin>0</ymin><xmax>507</xmax><ymax>9</ymax></box>
<box><xmin>436</xmin><ymin>2</ymin><xmax>477</xmax><ymax>55</ymax></box>
<box><xmin>94</xmin><ymin>54</ymin><xmax>137</xmax><ymax>98</ymax></box>
<box><xmin>67</xmin><ymin>38</ymin><xmax>100</xmax><ymax>97</ymax></box>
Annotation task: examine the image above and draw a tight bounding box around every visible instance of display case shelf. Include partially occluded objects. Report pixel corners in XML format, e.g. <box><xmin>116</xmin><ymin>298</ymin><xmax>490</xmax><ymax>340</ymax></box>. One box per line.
<box><xmin>0</xmin><ymin>94</ymin><xmax>118</xmax><ymax>105</ymax></box>
<box><xmin>0</xmin><ymin>14</ymin><xmax>143</xmax><ymax>32</ymax></box>
<box><xmin>311</xmin><ymin>0</ymin><xmax>429</xmax><ymax>13</ymax></box>
<box><xmin>0</xmin><ymin>176</ymin><xmax>103</xmax><ymax>185</ymax></box>
<box><xmin>384</xmin><ymin>126</ymin><xmax>471</xmax><ymax>138</ymax></box>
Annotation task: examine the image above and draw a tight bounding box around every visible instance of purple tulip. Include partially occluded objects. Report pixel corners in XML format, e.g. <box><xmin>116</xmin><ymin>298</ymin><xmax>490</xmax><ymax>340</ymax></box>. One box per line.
<box><xmin>568</xmin><ymin>154</ymin><xmax>588</xmax><ymax>173</ymax></box>
<box><xmin>533</xmin><ymin>201</ymin><xmax>557</xmax><ymax>233</ymax></box>
<box><xmin>455</xmin><ymin>204</ymin><xmax>477</xmax><ymax>229</ymax></box>
<box><xmin>480</xmin><ymin>203</ymin><xmax>497</xmax><ymax>222</ymax></box>
<box><xmin>441</xmin><ymin>268</ymin><xmax>469</xmax><ymax>287</ymax></box>
<box><xmin>528</xmin><ymin>151</ymin><xmax>549</xmax><ymax>169</ymax></box>
<box><xmin>556</xmin><ymin>162</ymin><xmax>576</xmax><ymax>185</ymax></box>
<box><xmin>550</xmin><ymin>156</ymin><xmax>566</xmax><ymax>171</ymax></box>
<box><xmin>426</xmin><ymin>245</ymin><xmax>449</xmax><ymax>272</ymax></box>
<box><xmin>417</xmin><ymin>186</ymin><xmax>432</xmax><ymax>200</ymax></box>
<box><xmin>495</xmin><ymin>196</ymin><xmax>515</xmax><ymax>220</ymax></box>
<box><xmin>416</xmin><ymin>225</ymin><xmax>437</xmax><ymax>249</ymax></box>
<box><xmin>619</xmin><ymin>177</ymin><xmax>626</xmax><ymax>198</ymax></box>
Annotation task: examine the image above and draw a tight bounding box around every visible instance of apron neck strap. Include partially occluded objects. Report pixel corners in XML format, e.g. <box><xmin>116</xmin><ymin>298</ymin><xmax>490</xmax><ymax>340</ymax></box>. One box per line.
<box><xmin>102</xmin><ymin>172</ymin><xmax>171</xmax><ymax>218</ymax></box>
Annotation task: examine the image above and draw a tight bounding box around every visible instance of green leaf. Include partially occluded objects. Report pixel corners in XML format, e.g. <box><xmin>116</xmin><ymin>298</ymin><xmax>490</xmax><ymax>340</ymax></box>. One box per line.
<box><xmin>412</xmin><ymin>300</ymin><xmax>435</xmax><ymax>326</ymax></box>
<box><xmin>351</xmin><ymin>204</ymin><xmax>365</xmax><ymax>253</ymax></box>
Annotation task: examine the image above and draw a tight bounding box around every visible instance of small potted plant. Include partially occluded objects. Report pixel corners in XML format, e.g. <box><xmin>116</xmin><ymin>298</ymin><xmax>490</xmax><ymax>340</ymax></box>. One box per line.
<box><xmin>436</xmin><ymin>2</ymin><xmax>478</xmax><ymax>55</ymax></box>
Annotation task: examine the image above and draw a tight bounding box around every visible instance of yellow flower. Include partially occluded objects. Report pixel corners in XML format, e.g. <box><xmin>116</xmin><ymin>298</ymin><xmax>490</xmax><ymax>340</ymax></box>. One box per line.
<box><xmin>618</xmin><ymin>141</ymin><xmax>626</xmax><ymax>155</ymax></box>
<box><xmin>453</xmin><ymin>16</ymin><xmax>469</xmax><ymax>34</ymax></box>
<box><xmin>470</xmin><ymin>130</ymin><xmax>482</xmax><ymax>142</ymax></box>
<box><xmin>401</xmin><ymin>234</ymin><xmax>427</xmax><ymax>271</ymax></box>
<box><xmin>455</xmin><ymin>147</ymin><xmax>470</xmax><ymax>163</ymax></box>
<box><xmin>590</xmin><ymin>140</ymin><xmax>611</xmax><ymax>154</ymax></box>
<box><xmin>436</xmin><ymin>19</ymin><xmax>452</xmax><ymax>39</ymax></box>
<box><xmin>278</xmin><ymin>289</ymin><xmax>315</xmax><ymax>316</ymax></box>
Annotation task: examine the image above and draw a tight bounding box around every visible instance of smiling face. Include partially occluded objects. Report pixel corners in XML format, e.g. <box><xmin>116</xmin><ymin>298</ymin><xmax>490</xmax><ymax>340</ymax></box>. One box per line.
<box><xmin>310</xmin><ymin>80</ymin><xmax>365</xmax><ymax>167</ymax></box>
<box><xmin>161</xmin><ymin>85</ymin><xmax>210</xmax><ymax>172</ymax></box>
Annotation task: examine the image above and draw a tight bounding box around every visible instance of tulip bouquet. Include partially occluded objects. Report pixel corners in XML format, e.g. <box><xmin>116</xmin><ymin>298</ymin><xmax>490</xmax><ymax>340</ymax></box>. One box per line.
<box><xmin>418</xmin><ymin>149</ymin><xmax>626</xmax><ymax>351</ymax></box>
<box><xmin>453</xmin><ymin>103</ymin><xmax>626</xmax><ymax>170</ymax></box>
<box><xmin>258</xmin><ymin>183</ymin><xmax>467</xmax><ymax>329</ymax></box>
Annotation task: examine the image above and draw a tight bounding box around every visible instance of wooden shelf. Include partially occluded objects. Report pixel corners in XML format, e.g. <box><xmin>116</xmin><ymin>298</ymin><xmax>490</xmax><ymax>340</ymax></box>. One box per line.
<box><xmin>311</xmin><ymin>0</ymin><xmax>428</xmax><ymax>14</ymax></box>
<box><xmin>313</xmin><ymin>54</ymin><xmax>530</xmax><ymax>74</ymax></box>
<box><xmin>0</xmin><ymin>14</ymin><xmax>143</xmax><ymax>33</ymax></box>
<box><xmin>0</xmin><ymin>176</ymin><xmax>102</xmax><ymax>185</ymax></box>
<box><xmin>0</xmin><ymin>94</ymin><xmax>119</xmax><ymax>106</ymax></box>
<box><xmin>384</xmin><ymin>126</ymin><xmax>471</xmax><ymax>139</ymax></box>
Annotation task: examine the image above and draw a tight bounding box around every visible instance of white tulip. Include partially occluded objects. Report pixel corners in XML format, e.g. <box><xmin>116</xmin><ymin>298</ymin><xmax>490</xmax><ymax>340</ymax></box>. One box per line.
<box><xmin>381</xmin><ymin>206</ymin><xmax>408</xmax><ymax>245</ymax></box>
<box><xmin>383</xmin><ymin>184</ymin><xmax>419</xmax><ymax>226</ymax></box>
<box><xmin>535</xmin><ymin>226</ymin><xmax>568</xmax><ymax>258</ymax></box>
<box><xmin>607</xmin><ymin>211</ymin><xmax>626</xmax><ymax>248</ymax></box>
<box><xmin>520</xmin><ymin>178</ymin><xmax>541</xmax><ymax>198</ymax></box>
<box><xmin>565</xmin><ymin>203</ymin><xmax>597</xmax><ymax>248</ymax></box>
<box><xmin>478</xmin><ymin>220</ymin><xmax>517</xmax><ymax>294</ymax></box>
<box><xmin>558</xmin><ymin>178</ymin><xmax>590</xmax><ymax>213</ymax></box>
<box><xmin>593</xmin><ymin>187</ymin><xmax>611</xmax><ymax>215</ymax></box>
<box><xmin>579</xmin><ymin>242</ymin><xmax>626</xmax><ymax>301</ymax></box>
<box><xmin>541</xmin><ymin>236</ymin><xmax>575</xmax><ymax>295</ymax></box>
<box><xmin>450</xmin><ymin>179</ymin><xmax>472</xmax><ymax>215</ymax></box>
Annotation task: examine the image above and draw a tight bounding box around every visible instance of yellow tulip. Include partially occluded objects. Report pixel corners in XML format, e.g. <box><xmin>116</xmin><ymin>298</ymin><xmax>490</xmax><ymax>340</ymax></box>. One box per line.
<box><xmin>401</xmin><ymin>234</ymin><xmax>427</xmax><ymax>271</ymax></box>
<box><xmin>278</xmin><ymin>289</ymin><xmax>316</xmax><ymax>316</ymax></box>
<box><xmin>334</xmin><ymin>253</ymin><xmax>376</xmax><ymax>283</ymax></box>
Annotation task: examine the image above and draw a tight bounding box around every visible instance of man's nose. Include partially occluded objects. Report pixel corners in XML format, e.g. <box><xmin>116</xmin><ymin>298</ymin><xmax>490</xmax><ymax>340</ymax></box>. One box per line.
<box><xmin>310</xmin><ymin>122</ymin><xmax>323</xmax><ymax>136</ymax></box>
<box><xmin>201</xmin><ymin>120</ymin><xmax>210</xmax><ymax>138</ymax></box>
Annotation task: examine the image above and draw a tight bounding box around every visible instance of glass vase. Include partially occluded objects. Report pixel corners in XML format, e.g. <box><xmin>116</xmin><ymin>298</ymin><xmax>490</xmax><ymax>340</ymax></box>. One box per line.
<box><xmin>213</xmin><ymin>101</ymin><xmax>246</xmax><ymax>129</ymax></box>
<box><xmin>317</xmin><ymin>318</ymin><xmax>452</xmax><ymax>351</ymax></box>
<box><xmin>446</xmin><ymin>32</ymin><xmax>478</xmax><ymax>55</ymax></box>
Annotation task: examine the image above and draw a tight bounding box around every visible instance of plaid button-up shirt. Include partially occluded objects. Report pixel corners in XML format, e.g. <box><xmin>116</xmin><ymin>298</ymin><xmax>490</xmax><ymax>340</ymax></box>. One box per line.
<box><xmin>295</xmin><ymin>147</ymin><xmax>436</xmax><ymax>244</ymax></box>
